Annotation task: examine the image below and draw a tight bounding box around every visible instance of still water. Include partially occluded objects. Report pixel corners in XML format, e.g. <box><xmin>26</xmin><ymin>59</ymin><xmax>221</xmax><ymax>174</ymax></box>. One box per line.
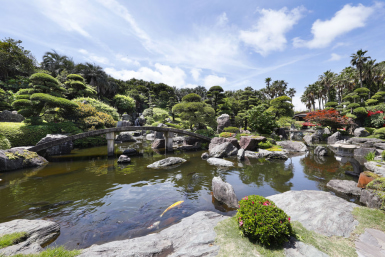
<box><xmin>0</xmin><ymin>139</ymin><xmax>358</xmax><ymax>250</ymax></box>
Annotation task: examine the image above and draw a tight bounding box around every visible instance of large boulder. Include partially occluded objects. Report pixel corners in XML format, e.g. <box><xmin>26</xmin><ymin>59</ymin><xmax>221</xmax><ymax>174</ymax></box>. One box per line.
<box><xmin>327</xmin><ymin>132</ymin><xmax>342</xmax><ymax>144</ymax></box>
<box><xmin>78</xmin><ymin>211</ymin><xmax>226</xmax><ymax>257</ymax></box>
<box><xmin>353</xmin><ymin>148</ymin><xmax>378</xmax><ymax>157</ymax></box>
<box><xmin>216</xmin><ymin>114</ymin><xmax>230</xmax><ymax>133</ymax></box>
<box><xmin>268</xmin><ymin>190</ymin><xmax>359</xmax><ymax>237</ymax></box>
<box><xmin>146</xmin><ymin>133</ymin><xmax>155</xmax><ymax>141</ymax></box>
<box><xmin>374</xmin><ymin>143</ymin><xmax>385</xmax><ymax>150</ymax></box>
<box><xmin>244</xmin><ymin>150</ymin><xmax>288</xmax><ymax>160</ymax></box>
<box><xmin>0</xmin><ymin>148</ymin><xmax>47</xmax><ymax>172</ymax></box>
<box><xmin>173</xmin><ymin>136</ymin><xmax>185</xmax><ymax>145</ymax></box>
<box><xmin>0</xmin><ymin>110</ymin><xmax>24</xmax><ymax>122</ymax></box>
<box><xmin>212</xmin><ymin>176</ymin><xmax>238</xmax><ymax>209</ymax></box>
<box><xmin>36</xmin><ymin>134</ymin><xmax>73</xmax><ymax>156</ymax></box>
<box><xmin>326</xmin><ymin>179</ymin><xmax>361</xmax><ymax>197</ymax></box>
<box><xmin>209</xmin><ymin>142</ymin><xmax>237</xmax><ymax>158</ymax></box>
<box><xmin>209</xmin><ymin>137</ymin><xmax>239</xmax><ymax>151</ymax></box>
<box><xmin>147</xmin><ymin>157</ymin><xmax>186</xmax><ymax>169</ymax></box>
<box><xmin>237</xmin><ymin>149</ymin><xmax>245</xmax><ymax>161</ymax></box>
<box><xmin>276</xmin><ymin>141</ymin><xmax>307</xmax><ymax>152</ymax></box>
<box><xmin>183</xmin><ymin>136</ymin><xmax>202</xmax><ymax>146</ymax></box>
<box><xmin>117</xmin><ymin>155</ymin><xmax>131</xmax><ymax>163</ymax></box>
<box><xmin>201</xmin><ymin>152</ymin><xmax>209</xmax><ymax>160</ymax></box>
<box><xmin>116</xmin><ymin>120</ymin><xmax>132</xmax><ymax>127</ymax></box>
<box><xmin>116</xmin><ymin>132</ymin><xmax>136</xmax><ymax>142</ymax></box>
<box><xmin>207</xmin><ymin>158</ymin><xmax>233</xmax><ymax>167</ymax></box>
<box><xmin>314</xmin><ymin>146</ymin><xmax>328</xmax><ymax>156</ymax></box>
<box><xmin>0</xmin><ymin>219</ymin><xmax>60</xmax><ymax>256</ymax></box>
<box><xmin>360</xmin><ymin>189</ymin><xmax>384</xmax><ymax>210</ymax></box>
<box><xmin>151</xmin><ymin>139</ymin><xmax>165</xmax><ymax>149</ymax></box>
<box><xmin>122</xmin><ymin>148</ymin><xmax>138</xmax><ymax>156</ymax></box>
<box><xmin>354</xmin><ymin>127</ymin><xmax>370</xmax><ymax>137</ymax></box>
<box><xmin>303</xmin><ymin>134</ymin><xmax>320</xmax><ymax>146</ymax></box>
<box><xmin>364</xmin><ymin>161</ymin><xmax>385</xmax><ymax>177</ymax></box>
<box><xmin>239</xmin><ymin>136</ymin><xmax>266</xmax><ymax>151</ymax></box>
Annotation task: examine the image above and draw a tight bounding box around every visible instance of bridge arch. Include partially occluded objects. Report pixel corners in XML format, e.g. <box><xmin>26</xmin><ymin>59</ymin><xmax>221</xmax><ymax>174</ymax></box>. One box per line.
<box><xmin>29</xmin><ymin>126</ymin><xmax>211</xmax><ymax>155</ymax></box>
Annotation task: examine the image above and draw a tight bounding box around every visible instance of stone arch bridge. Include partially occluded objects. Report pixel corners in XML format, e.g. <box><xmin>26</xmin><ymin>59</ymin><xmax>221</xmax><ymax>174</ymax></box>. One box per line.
<box><xmin>29</xmin><ymin>126</ymin><xmax>211</xmax><ymax>156</ymax></box>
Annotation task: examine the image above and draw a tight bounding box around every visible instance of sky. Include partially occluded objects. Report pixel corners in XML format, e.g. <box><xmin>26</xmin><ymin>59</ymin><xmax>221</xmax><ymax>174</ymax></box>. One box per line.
<box><xmin>1</xmin><ymin>0</ymin><xmax>385</xmax><ymax>111</ymax></box>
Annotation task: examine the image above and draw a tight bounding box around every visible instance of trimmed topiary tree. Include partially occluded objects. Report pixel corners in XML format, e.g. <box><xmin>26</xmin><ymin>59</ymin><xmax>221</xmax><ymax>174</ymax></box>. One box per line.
<box><xmin>73</xmin><ymin>97</ymin><xmax>119</xmax><ymax>120</ymax></box>
<box><xmin>64</xmin><ymin>74</ymin><xmax>96</xmax><ymax>99</ymax></box>
<box><xmin>236</xmin><ymin>195</ymin><xmax>293</xmax><ymax>246</ymax></box>
<box><xmin>112</xmin><ymin>94</ymin><xmax>135</xmax><ymax>116</ymax></box>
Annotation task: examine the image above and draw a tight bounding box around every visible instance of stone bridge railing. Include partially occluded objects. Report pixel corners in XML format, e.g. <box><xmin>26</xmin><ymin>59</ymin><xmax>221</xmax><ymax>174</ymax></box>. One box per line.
<box><xmin>29</xmin><ymin>126</ymin><xmax>211</xmax><ymax>156</ymax></box>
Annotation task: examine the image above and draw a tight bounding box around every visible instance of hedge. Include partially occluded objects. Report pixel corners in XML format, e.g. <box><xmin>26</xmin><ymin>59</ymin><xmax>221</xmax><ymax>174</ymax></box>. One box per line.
<box><xmin>0</xmin><ymin>122</ymin><xmax>106</xmax><ymax>148</ymax></box>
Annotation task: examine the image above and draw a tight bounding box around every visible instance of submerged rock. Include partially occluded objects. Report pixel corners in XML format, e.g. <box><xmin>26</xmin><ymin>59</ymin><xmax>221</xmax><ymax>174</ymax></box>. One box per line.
<box><xmin>207</xmin><ymin>158</ymin><xmax>233</xmax><ymax>167</ymax></box>
<box><xmin>326</xmin><ymin>179</ymin><xmax>361</xmax><ymax>197</ymax></box>
<box><xmin>117</xmin><ymin>155</ymin><xmax>131</xmax><ymax>163</ymax></box>
<box><xmin>36</xmin><ymin>134</ymin><xmax>73</xmax><ymax>156</ymax></box>
<box><xmin>201</xmin><ymin>152</ymin><xmax>209</xmax><ymax>160</ymax></box>
<box><xmin>147</xmin><ymin>157</ymin><xmax>186</xmax><ymax>169</ymax></box>
<box><xmin>209</xmin><ymin>142</ymin><xmax>237</xmax><ymax>158</ymax></box>
<box><xmin>78</xmin><ymin>211</ymin><xmax>226</xmax><ymax>257</ymax></box>
<box><xmin>122</xmin><ymin>148</ymin><xmax>138</xmax><ymax>156</ymax></box>
<box><xmin>146</xmin><ymin>133</ymin><xmax>155</xmax><ymax>141</ymax></box>
<box><xmin>276</xmin><ymin>141</ymin><xmax>307</xmax><ymax>152</ymax></box>
<box><xmin>0</xmin><ymin>219</ymin><xmax>60</xmax><ymax>256</ymax></box>
<box><xmin>237</xmin><ymin>149</ymin><xmax>245</xmax><ymax>161</ymax></box>
<box><xmin>267</xmin><ymin>190</ymin><xmax>359</xmax><ymax>237</ymax></box>
<box><xmin>0</xmin><ymin>148</ymin><xmax>47</xmax><ymax>172</ymax></box>
<box><xmin>314</xmin><ymin>146</ymin><xmax>328</xmax><ymax>156</ymax></box>
<box><xmin>212</xmin><ymin>177</ymin><xmax>238</xmax><ymax>209</ymax></box>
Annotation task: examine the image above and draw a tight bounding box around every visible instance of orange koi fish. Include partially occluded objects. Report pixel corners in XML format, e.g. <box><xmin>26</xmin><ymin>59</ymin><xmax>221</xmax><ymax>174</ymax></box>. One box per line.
<box><xmin>160</xmin><ymin>201</ymin><xmax>184</xmax><ymax>217</ymax></box>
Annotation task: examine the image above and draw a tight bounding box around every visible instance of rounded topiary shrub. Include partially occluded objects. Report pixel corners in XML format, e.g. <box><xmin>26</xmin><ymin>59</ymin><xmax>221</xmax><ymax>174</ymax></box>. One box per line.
<box><xmin>236</xmin><ymin>195</ymin><xmax>292</xmax><ymax>246</ymax></box>
<box><xmin>0</xmin><ymin>134</ymin><xmax>11</xmax><ymax>150</ymax></box>
<box><xmin>224</xmin><ymin>126</ymin><xmax>239</xmax><ymax>133</ymax></box>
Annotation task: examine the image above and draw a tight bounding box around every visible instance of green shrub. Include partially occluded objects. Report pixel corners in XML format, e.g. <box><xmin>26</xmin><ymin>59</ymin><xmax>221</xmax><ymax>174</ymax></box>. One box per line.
<box><xmin>365</xmin><ymin>127</ymin><xmax>376</xmax><ymax>135</ymax></box>
<box><xmin>365</xmin><ymin>152</ymin><xmax>376</xmax><ymax>161</ymax></box>
<box><xmin>113</xmin><ymin>94</ymin><xmax>135</xmax><ymax>115</ymax></box>
<box><xmin>0</xmin><ymin>232</ymin><xmax>27</xmax><ymax>249</ymax></box>
<box><xmin>382</xmin><ymin>150</ymin><xmax>385</xmax><ymax>161</ymax></box>
<box><xmin>151</xmin><ymin>122</ymin><xmax>160</xmax><ymax>127</ymax></box>
<box><xmin>73</xmin><ymin>97</ymin><xmax>119</xmax><ymax>120</ymax></box>
<box><xmin>258</xmin><ymin>141</ymin><xmax>273</xmax><ymax>149</ymax></box>
<box><xmin>236</xmin><ymin>195</ymin><xmax>292</xmax><ymax>246</ymax></box>
<box><xmin>219</xmin><ymin>132</ymin><xmax>235</xmax><ymax>138</ymax></box>
<box><xmin>373</xmin><ymin>128</ymin><xmax>385</xmax><ymax>139</ymax></box>
<box><xmin>346</xmin><ymin>113</ymin><xmax>357</xmax><ymax>119</ymax></box>
<box><xmin>224</xmin><ymin>127</ymin><xmax>239</xmax><ymax>133</ymax></box>
<box><xmin>236</xmin><ymin>133</ymin><xmax>250</xmax><ymax>140</ymax></box>
<box><xmin>353</xmin><ymin>107</ymin><xmax>367</xmax><ymax>115</ymax></box>
<box><xmin>0</xmin><ymin>134</ymin><xmax>11</xmax><ymax>150</ymax></box>
<box><xmin>165</xmin><ymin>122</ymin><xmax>182</xmax><ymax>129</ymax></box>
<box><xmin>277</xmin><ymin>116</ymin><xmax>294</xmax><ymax>128</ymax></box>
<box><xmin>196</xmin><ymin>127</ymin><xmax>215</xmax><ymax>137</ymax></box>
<box><xmin>152</xmin><ymin>107</ymin><xmax>169</xmax><ymax>121</ymax></box>
<box><xmin>182</xmin><ymin>93</ymin><xmax>202</xmax><ymax>102</ymax></box>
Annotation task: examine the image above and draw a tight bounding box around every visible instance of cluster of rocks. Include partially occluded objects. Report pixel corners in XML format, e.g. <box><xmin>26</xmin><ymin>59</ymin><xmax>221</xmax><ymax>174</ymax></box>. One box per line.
<box><xmin>0</xmin><ymin>110</ymin><xmax>24</xmax><ymax>122</ymax></box>
<box><xmin>0</xmin><ymin>148</ymin><xmax>47</xmax><ymax>172</ymax></box>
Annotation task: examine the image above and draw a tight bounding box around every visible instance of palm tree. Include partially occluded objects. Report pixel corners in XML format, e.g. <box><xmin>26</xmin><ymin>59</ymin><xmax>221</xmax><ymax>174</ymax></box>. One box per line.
<box><xmin>350</xmin><ymin>49</ymin><xmax>370</xmax><ymax>88</ymax></box>
<box><xmin>78</xmin><ymin>63</ymin><xmax>109</xmax><ymax>97</ymax></box>
<box><xmin>287</xmin><ymin>88</ymin><xmax>296</xmax><ymax>104</ymax></box>
<box><xmin>42</xmin><ymin>50</ymin><xmax>70</xmax><ymax>77</ymax></box>
<box><xmin>319</xmin><ymin>70</ymin><xmax>336</xmax><ymax>102</ymax></box>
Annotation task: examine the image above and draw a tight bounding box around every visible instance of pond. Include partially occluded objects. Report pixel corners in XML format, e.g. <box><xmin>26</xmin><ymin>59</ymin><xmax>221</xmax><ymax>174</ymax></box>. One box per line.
<box><xmin>0</xmin><ymin>139</ymin><xmax>360</xmax><ymax>250</ymax></box>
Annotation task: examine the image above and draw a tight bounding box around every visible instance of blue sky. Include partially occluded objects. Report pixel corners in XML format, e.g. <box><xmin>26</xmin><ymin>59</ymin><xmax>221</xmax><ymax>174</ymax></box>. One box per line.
<box><xmin>1</xmin><ymin>0</ymin><xmax>384</xmax><ymax>110</ymax></box>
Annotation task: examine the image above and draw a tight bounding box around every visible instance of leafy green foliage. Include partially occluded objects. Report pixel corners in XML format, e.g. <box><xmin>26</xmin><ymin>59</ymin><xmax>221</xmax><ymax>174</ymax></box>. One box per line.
<box><xmin>165</xmin><ymin>122</ymin><xmax>182</xmax><ymax>129</ymax></box>
<box><xmin>113</xmin><ymin>94</ymin><xmax>135</xmax><ymax>115</ymax></box>
<box><xmin>0</xmin><ymin>134</ymin><xmax>11</xmax><ymax>150</ymax></box>
<box><xmin>11</xmin><ymin>246</ymin><xmax>81</xmax><ymax>257</ymax></box>
<box><xmin>258</xmin><ymin>141</ymin><xmax>273</xmax><ymax>149</ymax></box>
<box><xmin>248</xmin><ymin>105</ymin><xmax>278</xmax><ymax>134</ymax></box>
<box><xmin>152</xmin><ymin>107</ymin><xmax>169</xmax><ymax>121</ymax></box>
<box><xmin>219</xmin><ymin>132</ymin><xmax>235</xmax><ymax>138</ymax></box>
<box><xmin>382</xmin><ymin>150</ymin><xmax>385</xmax><ymax>160</ymax></box>
<box><xmin>353</xmin><ymin>107</ymin><xmax>367</xmax><ymax>115</ymax></box>
<box><xmin>277</xmin><ymin>116</ymin><xmax>294</xmax><ymax>128</ymax></box>
<box><xmin>373</xmin><ymin>128</ymin><xmax>385</xmax><ymax>139</ymax></box>
<box><xmin>224</xmin><ymin>127</ymin><xmax>239</xmax><ymax>133</ymax></box>
<box><xmin>73</xmin><ymin>97</ymin><xmax>119</xmax><ymax>120</ymax></box>
<box><xmin>173</xmin><ymin>101</ymin><xmax>215</xmax><ymax>130</ymax></box>
<box><xmin>364</xmin><ymin>152</ymin><xmax>376</xmax><ymax>161</ymax></box>
<box><xmin>267</xmin><ymin>96</ymin><xmax>294</xmax><ymax>118</ymax></box>
<box><xmin>236</xmin><ymin>195</ymin><xmax>293</xmax><ymax>246</ymax></box>
<box><xmin>195</xmin><ymin>127</ymin><xmax>215</xmax><ymax>137</ymax></box>
<box><xmin>182</xmin><ymin>93</ymin><xmax>201</xmax><ymax>102</ymax></box>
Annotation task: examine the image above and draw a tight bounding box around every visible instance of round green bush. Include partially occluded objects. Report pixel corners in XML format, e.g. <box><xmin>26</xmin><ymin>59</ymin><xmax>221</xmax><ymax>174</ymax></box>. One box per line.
<box><xmin>325</xmin><ymin>102</ymin><xmax>338</xmax><ymax>107</ymax></box>
<box><xmin>67</xmin><ymin>74</ymin><xmax>84</xmax><ymax>81</ymax></box>
<box><xmin>195</xmin><ymin>127</ymin><xmax>215</xmax><ymax>137</ymax></box>
<box><xmin>0</xmin><ymin>134</ymin><xmax>11</xmax><ymax>150</ymax></box>
<box><xmin>73</xmin><ymin>97</ymin><xmax>119</xmax><ymax>120</ymax></box>
<box><xmin>224</xmin><ymin>126</ymin><xmax>239</xmax><ymax>133</ymax></box>
<box><xmin>236</xmin><ymin>195</ymin><xmax>292</xmax><ymax>246</ymax></box>
<box><xmin>258</xmin><ymin>141</ymin><xmax>273</xmax><ymax>149</ymax></box>
<box><xmin>353</xmin><ymin>107</ymin><xmax>367</xmax><ymax>115</ymax></box>
<box><xmin>347</xmin><ymin>103</ymin><xmax>360</xmax><ymax>109</ymax></box>
<box><xmin>182</xmin><ymin>93</ymin><xmax>202</xmax><ymax>102</ymax></box>
<box><xmin>374</xmin><ymin>128</ymin><xmax>385</xmax><ymax>139</ymax></box>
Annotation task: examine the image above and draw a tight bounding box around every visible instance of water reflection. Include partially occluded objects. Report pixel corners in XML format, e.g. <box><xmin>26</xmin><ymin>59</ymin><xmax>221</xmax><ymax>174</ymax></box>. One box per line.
<box><xmin>0</xmin><ymin>141</ymin><xmax>362</xmax><ymax>250</ymax></box>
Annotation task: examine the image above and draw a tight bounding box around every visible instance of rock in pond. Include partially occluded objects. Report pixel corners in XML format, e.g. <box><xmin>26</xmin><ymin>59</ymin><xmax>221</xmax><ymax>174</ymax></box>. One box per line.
<box><xmin>209</xmin><ymin>142</ymin><xmax>238</xmax><ymax>158</ymax></box>
<box><xmin>303</xmin><ymin>134</ymin><xmax>320</xmax><ymax>146</ymax></box>
<box><xmin>116</xmin><ymin>132</ymin><xmax>136</xmax><ymax>142</ymax></box>
<box><xmin>364</xmin><ymin>161</ymin><xmax>385</xmax><ymax>177</ymax></box>
<box><xmin>239</xmin><ymin>136</ymin><xmax>266</xmax><ymax>151</ymax></box>
<box><xmin>327</xmin><ymin>132</ymin><xmax>342</xmax><ymax>145</ymax></box>
<box><xmin>354</xmin><ymin>127</ymin><xmax>370</xmax><ymax>137</ymax></box>
<box><xmin>267</xmin><ymin>190</ymin><xmax>359</xmax><ymax>237</ymax></box>
<box><xmin>237</xmin><ymin>148</ymin><xmax>245</xmax><ymax>161</ymax></box>
<box><xmin>276</xmin><ymin>141</ymin><xmax>307</xmax><ymax>152</ymax></box>
<box><xmin>212</xmin><ymin>176</ymin><xmax>238</xmax><ymax>209</ymax></box>
<box><xmin>151</xmin><ymin>139</ymin><xmax>165</xmax><ymax>149</ymax></box>
<box><xmin>147</xmin><ymin>157</ymin><xmax>186</xmax><ymax>169</ymax></box>
<box><xmin>209</xmin><ymin>137</ymin><xmax>239</xmax><ymax>151</ymax></box>
<box><xmin>117</xmin><ymin>155</ymin><xmax>131</xmax><ymax>163</ymax></box>
<box><xmin>122</xmin><ymin>148</ymin><xmax>138</xmax><ymax>156</ymax></box>
<box><xmin>207</xmin><ymin>158</ymin><xmax>233</xmax><ymax>167</ymax></box>
<box><xmin>36</xmin><ymin>134</ymin><xmax>73</xmax><ymax>156</ymax></box>
<box><xmin>244</xmin><ymin>150</ymin><xmax>288</xmax><ymax>160</ymax></box>
<box><xmin>78</xmin><ymin>211</ymin><xmax>226</xmax><ymax>257</ymax></box>
<box><xmin>0</xmin><ymin>148</ymin><xmax>47</xmax><ymax>172</ymax></box>
<box><xmin>0</xmin><ymin>219</ymin><xmax>60</xmax><ymax>256</ymax></box>
<box><xmin>326</xmin><ymin>179</ymin><xmax>361</xmax><ymax>197</ymax></box>
<box><xmin>314</xmin><ymin>146</ymin><xmax>328</xmax><ymax>156</ymax></box>
<box><xmin>201</xmin><ymin>152</ymin><xmax>209</xmax><ymax>160</ymax></box>
<box><xmin>146</xmin><ymin>133</ymin><xmax>155</xmax><ymax>141</ymax></box>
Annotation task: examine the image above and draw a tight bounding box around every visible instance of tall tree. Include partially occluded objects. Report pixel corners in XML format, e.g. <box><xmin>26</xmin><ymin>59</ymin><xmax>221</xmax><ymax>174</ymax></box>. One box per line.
<box><xmin>350</xmin><ymin>49</ymin><xmax>370</xmax><ymax>88</ymax></box>
<box><xmin>42</xmin><ymin>50</ymin><xmax>72</xmax><ymax>77</ymax></box>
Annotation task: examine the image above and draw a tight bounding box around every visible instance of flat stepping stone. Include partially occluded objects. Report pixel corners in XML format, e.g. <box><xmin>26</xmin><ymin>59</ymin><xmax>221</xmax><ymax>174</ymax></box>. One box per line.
<box><xmin>284</xmin><ymin>236</ymin><xmax>329</xmax><ymax>257</ymax></box>
<box><xmin>355</xmin><ymin>228</ymin><xmax>385</xmax><ymax>256</ymax></box>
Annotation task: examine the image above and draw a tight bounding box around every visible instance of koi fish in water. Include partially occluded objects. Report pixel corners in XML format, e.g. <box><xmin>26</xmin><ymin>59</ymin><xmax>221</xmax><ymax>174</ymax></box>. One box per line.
<box><xmin>160</xmin><ymin>201</ymin><xmax>184</xmax><ymax>217</ymax></box>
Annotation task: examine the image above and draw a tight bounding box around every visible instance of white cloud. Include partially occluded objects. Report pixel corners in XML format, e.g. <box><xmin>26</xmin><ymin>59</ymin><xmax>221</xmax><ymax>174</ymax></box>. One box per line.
<box><xmin>203</xmin><ymin>75</ymin><xmax>227</xmax><ymax>88</ymax></box>
<box><xmin>217</xmin><ymin>12</ymin><xmax>228</xmax><ymax>26</ymax></box>
<box><xmin>240</xmin><ymin>6</ymin><xmax>306</xmax><ymax>56</ymax></box>
<box><xmin>78</xmin><ymin>49</ymin><xmax>110</xmax><ymax>65</ymax></box>
<box><xmin>328</xmin><ymin>53</ymin><xmax>342</xmax><ymax>61</ymax></box>
<box><xmin>292</xmin><ymin>95</ymin><xmax>308</xmax><ymax>112</ymax></box>
<box><xmin>116</xmin><ymin>54</ymin><xmax>140</xmax><ymax>66</ymax></box>
<box><xmin>190</xmin><ymin>68</ymin><xmax>202</xmax><ymax>81</ymax></box>
<box><xmin>293</xmin><ymin>3</ymin><xmax>375</xmax><ymax>48</ymax></box>
<box><xmin>104</xmin><ymin>63</ymin><xmax>186</xmax><ymax>87</ymax></box>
